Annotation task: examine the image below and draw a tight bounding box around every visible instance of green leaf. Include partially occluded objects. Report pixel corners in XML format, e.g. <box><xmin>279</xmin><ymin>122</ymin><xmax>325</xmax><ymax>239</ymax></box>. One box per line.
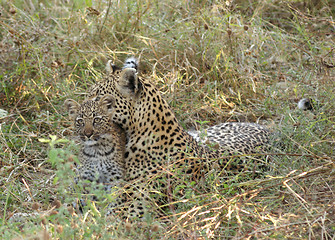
<box><xmin>53</xmin><ymin>176</ymin><xmax>59</xmax><ymax>184</ymax></box>
<box><xmin>38</xmin><ymin>138</ymin><xmax>50</xmax><ymax>143</ymax></box>
<box><xmin>56</xmin><ymin>138</ymin><xmax>69</xmax><ymax>144</ymax></box>
<box><xmin>48</xmin><ymin>148</ymin><xmax>63</xmax><ymax>165</ymax></box>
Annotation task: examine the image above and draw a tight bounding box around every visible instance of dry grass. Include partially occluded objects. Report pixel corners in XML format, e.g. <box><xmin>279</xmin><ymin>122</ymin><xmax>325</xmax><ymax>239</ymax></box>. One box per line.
<box><xmin>1</xmin><ymin>0</ymin><xmax>334</xmax><ymax>239</ymax></box>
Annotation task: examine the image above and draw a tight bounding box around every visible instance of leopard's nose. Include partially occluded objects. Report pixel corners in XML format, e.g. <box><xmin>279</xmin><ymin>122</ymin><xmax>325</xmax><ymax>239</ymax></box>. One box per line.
<box><xmin>84</xmin><ymin>128</ymin><xmax>93</xmax><ymax>139</ymax></box>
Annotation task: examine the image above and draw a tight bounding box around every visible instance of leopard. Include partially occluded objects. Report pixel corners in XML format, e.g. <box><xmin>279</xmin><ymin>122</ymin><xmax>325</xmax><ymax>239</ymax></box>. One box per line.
<box><xmin>84</xmin><ymin>59</ymin><xmax>271</xmax><ymax>217</ymax></box>
<box><xmin>64</xmin><ymin>95</ymin><xmax>127</xmax><ymax>213</ymax></box>
<box><xmin>188</xmin><ymin>122</ymin><xmax>270</xmax><ymax>154</ymax></box>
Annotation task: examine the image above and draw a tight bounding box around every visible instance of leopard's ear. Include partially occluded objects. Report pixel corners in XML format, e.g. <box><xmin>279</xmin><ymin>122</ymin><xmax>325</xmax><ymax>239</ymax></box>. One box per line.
<box><xmin>106</xmin><ymin>60</ymin><xmax>122</xmax><ymax>74</ymax></box>
<box><xmin>98</xmin><ymin>94</ymin><xmax>115</xmax><ymax>113</ymax></box>
<box><xmin>64</xmin><ymin>99</ymin><xmax>80</xmax><ymax>120</ymax></box>
<box><xmin>116</xmin><ymin>68</ymin><xmax>142</xmax><ymax>98</ymax></box>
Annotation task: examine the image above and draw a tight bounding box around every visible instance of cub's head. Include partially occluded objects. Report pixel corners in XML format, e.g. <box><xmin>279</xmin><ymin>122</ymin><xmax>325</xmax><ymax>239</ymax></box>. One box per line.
<box><xmin>64</xmin><ymin>95</ymin><xmax>114</xmax><ymax>143</ymax></box>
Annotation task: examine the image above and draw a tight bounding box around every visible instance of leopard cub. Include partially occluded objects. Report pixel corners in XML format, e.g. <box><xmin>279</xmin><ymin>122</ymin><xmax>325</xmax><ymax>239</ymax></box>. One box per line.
<box><xmin>64</xmin><ymin>95</ymin><xmax>126</xmax><ymax>194</ymax></box>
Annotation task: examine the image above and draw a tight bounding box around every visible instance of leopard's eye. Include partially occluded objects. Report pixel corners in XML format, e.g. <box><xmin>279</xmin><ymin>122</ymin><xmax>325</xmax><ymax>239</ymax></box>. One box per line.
<box><xmin>76</xmin><ymin>118</ymin><xmax>84</xmax><ymax>126</ymax></box>
<box><xmin>93</xmin><ymin>117</ymin><xmax>102</xmax><ymax>126</ymax></box>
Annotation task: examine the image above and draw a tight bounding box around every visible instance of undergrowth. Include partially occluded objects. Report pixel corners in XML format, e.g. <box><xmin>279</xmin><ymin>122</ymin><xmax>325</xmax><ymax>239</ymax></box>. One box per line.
<box><xmin>1</xmin><ymin>0</ymin><xmax>334</xmax><ymax>239</ymax></box>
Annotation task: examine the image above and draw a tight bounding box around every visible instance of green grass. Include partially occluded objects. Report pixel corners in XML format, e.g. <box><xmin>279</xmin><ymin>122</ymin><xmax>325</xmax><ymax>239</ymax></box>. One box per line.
<box><xmin>1</xmin><ymin>0</ymin><xmax>334</xmax><ymax>239</ymax></box>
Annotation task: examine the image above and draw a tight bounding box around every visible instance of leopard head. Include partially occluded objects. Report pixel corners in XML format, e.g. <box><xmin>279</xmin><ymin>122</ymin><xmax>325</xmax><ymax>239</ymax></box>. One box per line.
<box><xmin>64</xmin><ymin>95</ymin><xmax>114</xmax><ymax>143</ymax></box>
<box><xmin>88</xmin><ymin>68</ymin><xmax>144</xmax><ymax>129</ymax></box>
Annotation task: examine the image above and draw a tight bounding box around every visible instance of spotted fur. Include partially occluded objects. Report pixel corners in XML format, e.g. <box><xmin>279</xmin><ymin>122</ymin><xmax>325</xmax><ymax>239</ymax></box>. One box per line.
<box><xmin>189</xmin><ymin>122</ymin><xmax>270</xmax><ymax>153</ymax></box>
<box><xmin>85</xmin><ymin>64</ymin><xmax>270</xmax><ymax>217</ymax></box>
<box><xmin>64</xmin><ymin>96</ymin><xmax>126</xmax><ymax>205</ymax></box>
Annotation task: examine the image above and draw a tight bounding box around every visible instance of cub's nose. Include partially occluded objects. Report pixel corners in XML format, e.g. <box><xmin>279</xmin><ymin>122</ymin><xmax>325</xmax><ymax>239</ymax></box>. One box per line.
<box><xmin>84</xmin><ymin>128</ymin><xmax>93</xmax><ymax>139</ymax></box>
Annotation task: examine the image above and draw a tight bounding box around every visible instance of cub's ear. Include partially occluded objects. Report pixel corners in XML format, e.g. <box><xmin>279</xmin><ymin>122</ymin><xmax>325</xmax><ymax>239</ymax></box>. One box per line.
<box><xmin>116</xmin><ymin>68</ymin><xmax>142</xmax><ymax>98</ymax></box>
<box><xmin>98</xmin><ymin>94</ymin><xmax>115</xmax><ymax>113</ymax></box>
<box><xmin>106</xmin><ymin>60</ymin><xmax>122</xmax><ymax>74</ymax></box>
<box><xmin>64</xmin><ymin>99</ymin><xmax>80</xmax><ymax>120</ymax></box>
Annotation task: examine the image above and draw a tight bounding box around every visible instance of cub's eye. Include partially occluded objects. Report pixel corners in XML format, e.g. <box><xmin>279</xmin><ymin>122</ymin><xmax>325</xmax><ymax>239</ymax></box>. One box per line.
<box><xmin>76</xmin><ymin>118</ymin><xmax>84</xmax><ymax>126</ymax></box>
<box><xmin>93</xmin><ymin>117</ymin><xmax>102</xmax><ymax>125</ymax></box>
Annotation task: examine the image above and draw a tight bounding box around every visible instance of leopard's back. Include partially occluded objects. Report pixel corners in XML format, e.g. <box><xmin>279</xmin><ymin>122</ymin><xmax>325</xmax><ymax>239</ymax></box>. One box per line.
<box><xmin>189</xmin><ymin>122</ymin><xmax>270</xmax><ymax>154</ymax></box>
